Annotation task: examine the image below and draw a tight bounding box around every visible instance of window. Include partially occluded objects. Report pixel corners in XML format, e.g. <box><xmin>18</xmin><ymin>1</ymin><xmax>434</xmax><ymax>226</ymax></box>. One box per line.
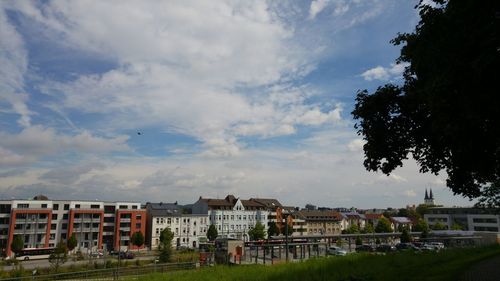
<box><xmin>39</xmin><ymin>213</ymin><xmax>47</xmax><ymax>219</ymax></box>
<box><xmin>62</xmin><ymin>223</ymin><xmax>67</xmax><ymax>230</ymax></box>
<box><xmin>16</xmin><ymin>213</ymin><xmax>27</xmax><ymax>220</ymax></box>
<box><xmin>63</xmin><ymin>214</ymin><xmax>68</xmax><ymax>220</ymax></box>
<box><xmin>51</xmin><ymin>224</ymin><xmax>57</xmax><ymax>230</ymax></box>
<box><xmin>41</xmin><ymin>204</ymin><xmax>47</xmax><ymax>208</ymax></box>
<box><xmin>18</xmin><ymin>203</ymin><xmax>29</xmax><ymax>209</ymax></box>
<box><xmin>132</xmin><ymin>205</ymin><xmax>138</xmax><ymax>209</ymax></box>
<box><xmin>91</xmin><ymin>204</ymin><xmax>100</xmax><ymax>209</ymax></box>
<box><xmin>136</xmin><ymin>214</ymin><xmax>141</xmax><ymax>220</ymax></box>
<box><xmin>61</xmin><ymin>233</ymin><xmax>66</xmax><ymax>240</ymax></box>
<box><xmin>119</xmin><ymin>205</ymin><xmax>128</xmax><ymax>209</ymax></box>
<box><xmin>136</xmin><ymin>223</ymin><xmax>141</xmax><ymax>229</ymax></box>
<box><xmin>52</xmin><ymin>214</ymin><xmax>58</xmax><ymax>220</ymax></box>
<box><xmin>75</xmin><ymin>204</ymin><xmax>80</xmax><ymax>209</ymax></box>
<box><xmin>0</xmin><ymin>204</ymin><xmax>11</xmax><ymax>213</ymax></box>
<box><xmin>104</xmin><ymin>217</ymin><xmax>114</xmax><ymax>223</ymax></box>
<box><xmin>167</xmin><ymin>218</ymin><xmax>171</xmax><ymax>224</ymax></box>
<box><xmin>50</xmin><ymin>233</ymin><xmax>55</xmax><ymax>240</ymax></box>
<box><xmin>104</xmin><ymin>205</ymin><xmax>115</xmax><ymax>214</ymax></box>
<box><xmin>53</xmin><ymin>204</ymin><xmax>59</xmax><ymax>210</ymax></box>
<box><xmin>64</xmin><ymin>204</ymin><xmax>69</xmax><ymax>210</ymax></box>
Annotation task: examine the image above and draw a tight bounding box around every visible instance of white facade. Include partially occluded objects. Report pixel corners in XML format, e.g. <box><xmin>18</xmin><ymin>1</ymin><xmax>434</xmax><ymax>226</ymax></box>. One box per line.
<box><xmin>150</xmin><ymin>215</ymin><xmax>208</xmax><ymax>249</ymax></box>
<box><xmin>425</xmin><ymin>207</ymin><xmax>500</xmax><ymax>232</ymax></box>
<box><xmin>207</xmin><ymin>200</ymin><xmax>269</xmax><ymax>240</ymax></box>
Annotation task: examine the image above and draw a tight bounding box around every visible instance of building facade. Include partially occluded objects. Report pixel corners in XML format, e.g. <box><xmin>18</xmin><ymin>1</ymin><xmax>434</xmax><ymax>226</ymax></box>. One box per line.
<box><xmin>0</xmin><ymin>196</ymin><xmax>146</xmax><ymax>257</ymax></box>
<box><xmin>192</xmin><ymin>195</ymin><xmax>269</xmax><ymax>241</ymax></box>
<box><xmin>145</xmin><ymin>202</ymin><xmax>208</xmax><ymax>250</ymax></box>
<box><xmin>424</xmin><ymin>207</ymin><xmax>500</xmax><ymax>232</ymax></box>
<box><xmin>296</xmin><ymin>210</ymin><xmax>342</xmax><ymax>235</ymax></box>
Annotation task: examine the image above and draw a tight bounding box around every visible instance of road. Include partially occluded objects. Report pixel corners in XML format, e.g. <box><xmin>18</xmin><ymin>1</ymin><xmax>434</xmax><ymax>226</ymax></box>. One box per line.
<box><xmin>3</xmin><ymin>255</ymin><xmax>156</xmax><ymax>271</ymax></box>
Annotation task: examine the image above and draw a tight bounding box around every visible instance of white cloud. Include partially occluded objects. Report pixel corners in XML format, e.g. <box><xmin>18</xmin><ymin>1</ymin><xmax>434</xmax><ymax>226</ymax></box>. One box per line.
<box><xmin>0</xmin><ymin>6</ymin><xmax>32</xmax><ymax>127</ymax></box>
<box><xmin>361</xmin><ymin>62</ymin><xmax>409</xmax><ymax>81</ymax></box>
<box><xmin>348</xmin><ymin>138</ymin><xmax>365</xmax><ymax>152</ymax></box>
<box><xmin>403</xmin><ymin>189</ymin><xmax>417</xmax><ymax>197</ymax></box>
<box><xmin>0</xmin><ymin>126</ymin><xmax>130</xmax><ymax>159</ymax></box>
<box><xmin>4</xmin><ymin>1</ymin><xmax>343</xmax><ymax>156</ymax></box>
<box><xmin>309</xmin><ymin>0</ymin><xmax>331</xmax><ymax>19</ymax></box>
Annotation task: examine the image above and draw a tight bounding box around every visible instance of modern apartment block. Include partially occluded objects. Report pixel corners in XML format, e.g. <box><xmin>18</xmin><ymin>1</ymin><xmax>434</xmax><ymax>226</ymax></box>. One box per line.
<box><xmin>145</xmin><ymin>202</ymin><xmax>208</xmax><ymax>249</ymax></box>
<box><xmin>192</xmin><ymin>195</ymin><xmax>269</xmax><ymax>240</ymax></box>
<box><xmin>424</xmin><ymin>207</ymin><xmax>500</xmax><ymax>232</ymax></box>
<box><xmin>0</xmin><ymin>196</ymin><xmax>146</xmax><ymax>257</ymax></box>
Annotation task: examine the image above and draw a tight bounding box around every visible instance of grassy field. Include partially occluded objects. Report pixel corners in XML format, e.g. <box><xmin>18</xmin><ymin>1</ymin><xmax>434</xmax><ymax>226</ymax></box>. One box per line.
<box><xmin>135</xmin><ymin>245</ymin><xmax>500</xmax><ymax>281</ymax></box>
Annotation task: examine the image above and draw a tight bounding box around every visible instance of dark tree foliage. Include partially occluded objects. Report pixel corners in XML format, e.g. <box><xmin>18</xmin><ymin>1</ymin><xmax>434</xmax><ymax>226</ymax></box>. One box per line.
<box><xmin>159</xmin><ymin>228</ymin><xmax>174</xmax><ymax>263</ymax></box>
<box><xmin>375</xmin><ymin>217</ymin><xmax>393</xmax><ymax>233</ymax></box>
<box><xmin>400</xmin><ymin>229</ymin><xmax>412</xmax><ymax>243</ymax></box>
<box><xmin>475</xmin><ymin>180</ymin><xmax>500</xmax><ymax>209</ymax></box>
<box><xmin>10</xmin><ymin>235</ymin><xmax>23</xmax><ymax>256</ymax></box>
<box><xmin>267</xmin><ymin>221</ymin><xmax>280</xmax><ymax>237</ymax></box>
<box><xmin>248</xmin><ymin>222</ymin><xmax>266</xmax><ymax>240</ymax></box>
<box><xmin>352</xmin><ymin>0</ymin><xmax>500</xmax><ymax>200</ymax></box>
<box><xmin>67</xmin><ymin>233</ymin><xmax>77</xmax><ymax>251</ymax></box>
<box><xmin>131</xmin><ymin>231</ymin><xmax>145</xmax><ymax>248</ymax></box>
<box><xmin>207</xmin><ymin>224</ymin><xmax>218</xmax><ymax>241</ymax></box>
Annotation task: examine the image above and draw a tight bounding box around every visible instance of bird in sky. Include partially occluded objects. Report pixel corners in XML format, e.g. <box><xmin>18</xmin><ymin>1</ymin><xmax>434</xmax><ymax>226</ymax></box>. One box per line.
<box><xmin>137</xmin><ymin>132</ymin><xmax>142</xmax><ymax>135</ymax></box>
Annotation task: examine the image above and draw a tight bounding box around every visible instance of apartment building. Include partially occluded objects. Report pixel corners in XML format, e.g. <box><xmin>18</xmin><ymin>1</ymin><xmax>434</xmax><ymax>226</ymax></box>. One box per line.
<box><xmin>424</xmin><ymin>207</ymin><xmax>500</xmax><ymax>232</ymax></box>
<box><xmin>0</xmin><ymin>196</ymin><xmax>146</xmax><ymax>257</ymax></box>
<box><xmin>145</xmin><ymin>202</ymin><xmax>208</xmax><ymax>250</ymax></box>
<box><xmin>192</xmin><ymin>195</ymin><xmax>269</xmax><ymax>241</ymax></box>
<box><xmin>296</xmin><ymin>210</ymin><xmax>342</xmax><ymax>235</ymax></box>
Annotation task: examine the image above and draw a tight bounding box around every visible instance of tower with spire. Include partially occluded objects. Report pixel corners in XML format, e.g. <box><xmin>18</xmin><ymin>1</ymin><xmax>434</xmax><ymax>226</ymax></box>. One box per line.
<box><xmin>424</xmin><ymin>188</ymin><xmax>435</xmax><ymax>205</ymax></box>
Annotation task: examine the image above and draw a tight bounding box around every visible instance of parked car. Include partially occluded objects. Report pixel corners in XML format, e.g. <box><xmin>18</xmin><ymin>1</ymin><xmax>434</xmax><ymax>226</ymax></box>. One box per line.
<box><xmin>355</xmin><ymin>245</ymin><xmax>375</xmax><ymax>252</ymax></box>
<box><xmin>328</xmin><ymin>246</ymin><xmax>347</xmax><ymax>256</ymax></box>
<box><xmin>396</xmin><ymin>243</ymin><xmax>412</xmax><ymax>251</ymax></box>
<box><xmin>376</xmin><ymin>244</ymin><xmax>396</xmax><ymax>253</ymax></box>
<box><xmin>421</xmin><ymin>244</ymin><xmax>437</xmax><ymax>251</ymax></box>
<box><xmin>119</xmin><ymin>251</ymin><xmax>135</xmax><ymax>259</ymax></box>
<box><xmin>428</xmin><ymin>242</ymin><xmax>445</xmax><ymax>250</ymax></box>
<box><xmin>89</xmin><ymin>251</ymin><xmax>103</xmax><ymax>258</ymax></box>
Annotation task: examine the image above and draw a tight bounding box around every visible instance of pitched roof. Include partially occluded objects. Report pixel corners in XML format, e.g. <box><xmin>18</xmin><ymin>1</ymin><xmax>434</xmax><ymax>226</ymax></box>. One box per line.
<box><xmin>364</xmin><ymin>213</ymin><xmax>384</xmax><ymax>220</ymax></box>
<box><xmin>241</xmin><ymin>200</ymin><xmax>266</xmax><ymax>208</ymax></box>
<box><xmin>296</xmin><ymin>210</ymin><xmax>343</xmax><ymax>221</ymax></box>
<box><xmin>249</xmin><ymin>198</ymin><xmax>282</xmax><ymax>209</ymax></box>
<box><xmin>146</xmin><ymin>202</ymin><xmax>182</xmax><ymax>216</ymax></box>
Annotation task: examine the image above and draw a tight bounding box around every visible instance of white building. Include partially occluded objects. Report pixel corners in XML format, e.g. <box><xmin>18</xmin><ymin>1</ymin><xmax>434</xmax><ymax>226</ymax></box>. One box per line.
<box><xmin>424</xmin><ymin>207</ymin><xmax>500</xmax><ymax>232</ymax></box>
<box><xmin>192</xmin><ymin>195</ymin><xmax>269</xmax><ymax>241</ymax></box>
<box><xmin>146</xmin><ymin>202</ymin><xmax>208</xmax><ymax>249</ymax></box>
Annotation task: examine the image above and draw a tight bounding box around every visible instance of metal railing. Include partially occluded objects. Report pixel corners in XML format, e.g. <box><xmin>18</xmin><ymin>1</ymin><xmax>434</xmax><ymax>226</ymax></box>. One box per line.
<box><xmin>0</xmin><ymin>262</ymin><xmax>196</xmax><ymax>281</ymax></box>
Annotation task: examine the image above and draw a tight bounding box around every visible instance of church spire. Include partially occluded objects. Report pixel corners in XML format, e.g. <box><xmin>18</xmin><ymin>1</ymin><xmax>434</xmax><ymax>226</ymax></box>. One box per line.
<box><xmin>425</xmin><ymin>189</ymin><xmax>429</xmax><ymax>200</ymax></box>
<box><xmin>429</xmin><ymin>188</ymin><xmax>433</xmax><ymax>199</ymax></box>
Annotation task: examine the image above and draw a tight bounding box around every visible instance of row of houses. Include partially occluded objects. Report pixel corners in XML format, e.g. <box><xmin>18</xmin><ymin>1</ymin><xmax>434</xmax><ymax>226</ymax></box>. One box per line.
<box><xmin>1</xmin><ymin>194</ymin><xmax>498</xmax><ymax>257</ymax></box>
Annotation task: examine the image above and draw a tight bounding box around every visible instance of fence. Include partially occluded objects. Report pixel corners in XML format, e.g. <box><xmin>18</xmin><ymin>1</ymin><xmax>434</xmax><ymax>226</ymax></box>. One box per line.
<box><xmin>0</xmin><ymin>262</ymin><xmax>196</xmax><ymax>281</ymax></box>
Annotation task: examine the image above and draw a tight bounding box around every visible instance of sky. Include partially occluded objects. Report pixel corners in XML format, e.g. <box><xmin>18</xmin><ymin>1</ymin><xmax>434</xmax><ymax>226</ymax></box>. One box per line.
<box><xmin>0</xmin><ymin>0</ymin><xmax>474</xmax><ymax>208</ymax></box>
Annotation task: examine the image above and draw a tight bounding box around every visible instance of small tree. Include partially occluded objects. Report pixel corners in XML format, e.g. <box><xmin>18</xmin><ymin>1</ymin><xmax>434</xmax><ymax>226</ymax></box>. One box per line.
<box><xmin>248</xmin><ymin>222</ymin><xmax>266</xmax><ymax>241</ymax></box>
<box><xmin>49</xmin><ymin>241</ymin><xmax>68</xmax><ymax>273</ymax></box>
<box><xmin>267</xmin><ymin>221</ymin><xmax>280</xmax><ymax>237</ymax></box>
<box><xmin>131</xmin><ymin>231</ymin><xmax>145</xmax><ymax>249</ymax></box>
<box><xmin>375</xmin><ymin>217</ymin><xmax>393</xmax><ymax>233</ymax></box>
<box><xmin>336</xmin><ymin>239</ymin><xmax>343</xmax><ymax>247</ymax></box>
<box><xmin>451</xmin><ymin>223</ymin><xmax>463</xmax><ymax>230</ymax></box>
<box><xmin>67</xmin><ymin>234</ymin><xmax>77</xmax><ymax>252</ymax></box>
<box><xmin>414</xmin><ymin>219</ymin><xmax>430</xmax><ymax>239</ymax></box>
<box><xmin>431</xmin><ymin>222</ymin><xmax>447</xmax><ymax>230</ymax></box>
<box><xmin>207</xmin><ymin>224</ymin><xmax>218</xmax><ymax>241</ymax></box>
<box><xmin>159</xmin><ymin>228</ymin><xmax>174</xmax><ymax>263</ymax></box>
<box><xmin>10</xmin><ymin>235</ymin><xmax>23</xmax><ymax>257</ymax></box>
<box><xmin>355</xmin><ymin>237</ymin><xmax>363</xmax><ymax>246</ymax></box>
<box><xmin>375</xmin><ymin>238</ymin><xmax>381</xmax><ymax>245</ymax></box>
<box><xmin>400</xmin><ymin>229</ymin><xmax>412</xmax><ymax>243</ymax></box>
<box><xmin>362</xmin><ymin>223</ymin><xmax>374</xmax><ymax>234</ymax></box>
<box><xmin>281</xmin><ymin>222</ymin><xmax>294</xmax><ymax>236</ymax></box>
<box><xmin>346</xmin><ymin>224</ymin><xmax>360</xmax><ymax>234</ymax></box>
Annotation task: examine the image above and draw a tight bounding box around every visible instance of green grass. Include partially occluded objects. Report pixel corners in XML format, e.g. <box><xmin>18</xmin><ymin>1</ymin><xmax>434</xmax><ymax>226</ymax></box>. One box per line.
<box><xmin>135</xmin><ymin>245</ymin><xmax>500</xmax><ymax>281</ymax></box>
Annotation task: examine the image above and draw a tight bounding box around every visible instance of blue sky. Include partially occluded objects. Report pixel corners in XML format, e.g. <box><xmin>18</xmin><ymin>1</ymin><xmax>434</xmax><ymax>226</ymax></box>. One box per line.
<box><xmin>0</xmin><ymin>0</ymin><xmax>473</xmax><ymax>208</ymax></box>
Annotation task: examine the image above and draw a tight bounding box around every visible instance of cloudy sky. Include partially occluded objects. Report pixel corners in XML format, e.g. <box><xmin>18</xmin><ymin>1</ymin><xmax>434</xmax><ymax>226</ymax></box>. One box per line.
<box><xmin>0</xmin><ymin>0</ymin><xmax>473</xmax><ymax>208</ymax></box>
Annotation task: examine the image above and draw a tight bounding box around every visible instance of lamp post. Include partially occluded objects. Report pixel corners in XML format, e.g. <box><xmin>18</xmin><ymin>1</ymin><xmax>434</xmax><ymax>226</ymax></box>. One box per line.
<box><xmin>284</xmin><ymin>214</ymin><xmax>289</xmax><ymax>262</ymax></box>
